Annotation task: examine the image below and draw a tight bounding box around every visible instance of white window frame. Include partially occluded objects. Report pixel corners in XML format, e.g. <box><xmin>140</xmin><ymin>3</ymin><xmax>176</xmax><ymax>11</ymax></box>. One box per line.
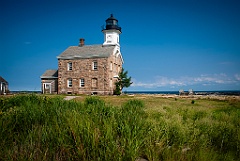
<box><xmin>67</xmin><ymin>78</ymin><xmax>72</xmax><ymax>87</ymax></box>
<box><xmin>42</xmin><ymin>83</ymin><xmax>52</xmax><ymax>94</ymax></box>
<box><xmin>68</xmin><ymin>62</ymin><xmax>72</xmax><ymax>71</ymax></box>
<box><xmin>80</xmin><ymin>78</ymin><xmax>85</xmax><ymax>87</ymax></box>
<box><xmin>93</xmin><ymin>61</ymin><xmax>98</xmax><ymax>70</ymax></box>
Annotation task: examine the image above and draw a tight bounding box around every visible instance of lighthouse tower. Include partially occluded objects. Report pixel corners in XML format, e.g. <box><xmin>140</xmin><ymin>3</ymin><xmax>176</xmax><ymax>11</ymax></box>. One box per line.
<box><xmin>102</xmin><ymin>14</ymin><xmax>122</xmax><ymax>46</ymax></box>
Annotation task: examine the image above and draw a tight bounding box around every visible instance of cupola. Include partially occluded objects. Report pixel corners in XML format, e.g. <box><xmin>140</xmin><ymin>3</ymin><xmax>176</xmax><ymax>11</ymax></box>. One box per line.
<box><xmin>102</xmin><ymin>14</ymin><xmax>122</xmax><ymax>46</ymax></box>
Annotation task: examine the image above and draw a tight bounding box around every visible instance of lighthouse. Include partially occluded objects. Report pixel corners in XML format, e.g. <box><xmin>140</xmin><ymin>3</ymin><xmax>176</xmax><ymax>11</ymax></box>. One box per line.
<box><xmin>42</xmin><ymin>14</ymin><xmax>123</xmax><ymax>95</ymax></box>
<box><xmin>102</xmin><ymin>14</ymin><xmax>122</xmax><ymax>46</ymax></box>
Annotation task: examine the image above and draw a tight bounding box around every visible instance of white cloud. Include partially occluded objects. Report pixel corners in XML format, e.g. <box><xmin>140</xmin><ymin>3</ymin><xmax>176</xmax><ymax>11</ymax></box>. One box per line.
<box><xmin>131</xmin><ymin>76</ymin><xmax>186</xmax><ymax>89</ymax></box>
<box><xmin>235</xmin><ymin>74</ymin><xmax>240</xmax><ymax>81</ymax></box>
<box><xmin>132</xmin><ymin>73</ymin><xmax>239</xmax><ymax>89</ymax></box>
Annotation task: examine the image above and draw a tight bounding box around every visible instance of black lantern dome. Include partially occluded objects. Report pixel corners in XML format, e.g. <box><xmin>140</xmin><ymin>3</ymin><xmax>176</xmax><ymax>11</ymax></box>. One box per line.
<box><xmin>103</xmin><ymin>14</ymin><xmax>121</xmax><ymax>32</ymax></box>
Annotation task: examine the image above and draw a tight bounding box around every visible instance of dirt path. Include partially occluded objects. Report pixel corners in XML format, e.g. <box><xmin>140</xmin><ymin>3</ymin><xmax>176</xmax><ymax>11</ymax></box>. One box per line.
<box><xmin>64</xmin><ymin>96</ymin><xmax>79</xmax><ymax>100</ymax></box>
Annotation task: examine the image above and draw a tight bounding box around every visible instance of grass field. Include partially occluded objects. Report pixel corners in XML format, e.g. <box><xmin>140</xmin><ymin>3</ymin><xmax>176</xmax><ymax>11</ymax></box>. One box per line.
<box><xmin>0</xmin><ymin>94</ymin><xmax>240</xmax><ymax>160</ymax></box>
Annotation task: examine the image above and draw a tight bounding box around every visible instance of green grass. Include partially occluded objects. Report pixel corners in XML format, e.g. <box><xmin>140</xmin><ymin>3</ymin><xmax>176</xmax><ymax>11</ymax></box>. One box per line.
<box><xmin>0</xmin><ymin>94</ymin><xmax>240</xmax><ymax>160</ymax></box>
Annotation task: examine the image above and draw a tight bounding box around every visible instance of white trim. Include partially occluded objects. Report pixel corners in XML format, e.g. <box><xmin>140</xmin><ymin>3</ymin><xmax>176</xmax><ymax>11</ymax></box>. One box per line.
<box><xmin>112</xmin><ymin>46</ymin><xmax>124</xmax><ymax>64</ymax></box>
<box><xmin>40</xmin><ymin>76</ymin><xmax>58</xmax><ymax>79</ymax></box>
<box><xmin>68</xmin><ymin>62</ymin><xmax>73</xmax><ymax>71</ymax></box>
<box><xmin>43</xmin><ymin>82</ymin><xmax>52</xmax><ymax>94</ymax></box>
<box><xmin>92</xmin><ymin>61</ymin><xmax>98</xmax><ymax>70</ymax></box>
<box><xmin>80</xmin><ymin>78</ymin><xmax>85</xmax><ymax>87</ymax></box>
<box><xmin>67</xmin><ymin>79</ymin><xmax>72</xmax><ymax>87</ymax></box>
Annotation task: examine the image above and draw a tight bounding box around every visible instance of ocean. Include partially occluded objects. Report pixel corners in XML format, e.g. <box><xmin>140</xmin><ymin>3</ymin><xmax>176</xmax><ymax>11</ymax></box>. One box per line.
<box><xmin>10</xmin><ymin>90</ymin><xmax>240</xmax><ymax>96</ymax></box>
<box><xmin>124</xmin><ymin>90</ymin><xmax>240</xmax><ymax>96</ymax></box>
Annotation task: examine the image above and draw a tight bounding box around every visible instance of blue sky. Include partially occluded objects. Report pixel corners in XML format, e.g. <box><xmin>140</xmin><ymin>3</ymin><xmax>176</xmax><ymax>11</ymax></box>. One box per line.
<box><xmin>1</xmin><ymin>0</ymin><xmax>240</xmax><ymax>91</ymax></box>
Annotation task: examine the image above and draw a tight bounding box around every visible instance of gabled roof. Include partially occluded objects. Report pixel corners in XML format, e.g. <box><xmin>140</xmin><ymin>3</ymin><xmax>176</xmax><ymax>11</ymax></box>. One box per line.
<box><xmin>0</xmin><ymin>76</ymin><xmax>8</xmax><ymax>84</ymax></box>
<box><xmin>41</xmin><ymin>70</ymin><xmax>58</xmax><ymax>79</ymax></box>
<box><xmin>57</xmin><ymin>45</ymin><xmax>116</xmax><ymax>59</ymax></box>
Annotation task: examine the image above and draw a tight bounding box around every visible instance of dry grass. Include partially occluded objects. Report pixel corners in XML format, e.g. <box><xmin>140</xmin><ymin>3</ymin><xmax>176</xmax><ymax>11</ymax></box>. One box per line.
<box><xmin>74</xmin><ymin>94</ymin><xmax>240</xmax><ymax>111</ymax></box>
<box><xmin>1</xmin><ymin>94</ymin><xmax>240</xmax><ymax>160</ymax></box>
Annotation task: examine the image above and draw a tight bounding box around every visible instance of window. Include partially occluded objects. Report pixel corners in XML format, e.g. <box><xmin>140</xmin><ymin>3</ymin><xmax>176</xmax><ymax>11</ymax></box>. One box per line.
<box><xmin>92</xmin><ymin>78</ymin><xmax>98</xmax><ymax>88</ymax></box>
<box><xmin>118</xmin><ymin>65</ymin><xmax>120</xmax><ymax>73</ymax></box>
<box><xmin>80</xmin><ymin>78</ymin><xmax>85</xmax><ymax>87</ymax></box>
<box><xmin>110</xmin><ymin>79</ymin><xmax>112</xmax><ymax>88</ymax></box>
<box><xmin>67</xmin><ymin>78</ymin><xmax>72</xmax><ymax>87</ymax></box>
<box><xmin>68</xmin><ymin>62</ymin><xmax>72</xmax><ymax>71</ymax></box>
<box><xmin>110</xmin><ymin>62</ymin><xmax>113</xmax><ymax>71</ymax></box>
<box><xmin>114</xmin><ymin>63</ymin><xmax>117</xmax><ymax>72</ymax></box>
<box><xmin>93</xmin><ymin>61</ymin><xmax>98</xmax><ymax>70</ymax></box>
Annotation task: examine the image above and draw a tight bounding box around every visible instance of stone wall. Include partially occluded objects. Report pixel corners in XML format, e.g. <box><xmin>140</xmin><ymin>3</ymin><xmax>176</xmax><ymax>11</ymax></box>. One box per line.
<box><xmin>58</xmin><ymin>54</ymin><xmax>122</xmax><ymax>95</ymax></box>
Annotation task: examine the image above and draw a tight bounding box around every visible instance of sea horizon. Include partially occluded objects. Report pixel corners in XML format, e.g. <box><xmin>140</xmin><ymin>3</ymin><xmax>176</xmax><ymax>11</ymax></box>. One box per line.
<box><xmin>9</xmin><ymin>90</ymin><xmax>240</xmax><ymax>96</ymax></box>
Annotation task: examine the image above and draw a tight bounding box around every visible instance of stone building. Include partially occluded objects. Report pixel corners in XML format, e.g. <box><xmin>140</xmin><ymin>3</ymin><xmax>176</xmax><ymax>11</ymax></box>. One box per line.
<box><xmin>41</xmin><ymin>14</ymin><xmax>123</xmax><ymax>95</ymax></box>
<box><xmin>0</xmin><ymin>76</ymin><xmax>9</xmax><ymax>95</ymax></box>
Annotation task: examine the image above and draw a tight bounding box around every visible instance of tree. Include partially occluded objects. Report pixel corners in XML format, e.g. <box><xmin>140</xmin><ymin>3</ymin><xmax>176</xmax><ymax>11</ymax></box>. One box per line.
<box><xmin>114</xmin><ymin>68</ymin><xmax>132</xmax><ymax>95</ymax></box>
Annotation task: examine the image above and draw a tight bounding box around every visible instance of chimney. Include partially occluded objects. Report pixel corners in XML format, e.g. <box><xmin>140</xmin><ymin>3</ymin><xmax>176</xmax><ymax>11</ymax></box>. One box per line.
<box><xmin>79</xmin><ymin>38</ymin><xmax>85</xmax><ymax>47</ymax></box>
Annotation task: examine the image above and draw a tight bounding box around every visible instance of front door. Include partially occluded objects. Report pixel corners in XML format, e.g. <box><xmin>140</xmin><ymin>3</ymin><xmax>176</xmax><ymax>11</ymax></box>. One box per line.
<box><xmin>43</xmin><ymin>83</ymin><xmax>51</xmax><ymax>94</ymax></box>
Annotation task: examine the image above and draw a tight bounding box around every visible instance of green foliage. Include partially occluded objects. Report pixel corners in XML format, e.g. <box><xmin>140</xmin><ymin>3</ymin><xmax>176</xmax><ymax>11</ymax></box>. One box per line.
<box><xmin>191</xmin><ymin>100</ymin><xmax>195</xmax><ymax>104</ymax></box>
<box><xmin>0</xmin><ymin>95</ymin><xmax>239</xmax><ymax>160</ymax></box>
<box><xmin>114</xmin><ymin>68</ymin><xmax>132</xmax><ymax>95</ymax></box>
<box><xmin>113</xmin><ymin>83</ymin><xmax>121</xmax><ymax>95</ymax></box>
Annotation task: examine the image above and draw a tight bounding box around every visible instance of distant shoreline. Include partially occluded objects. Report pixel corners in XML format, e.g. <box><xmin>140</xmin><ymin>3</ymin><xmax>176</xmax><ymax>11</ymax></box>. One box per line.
<box><xmin>9</xmin><ymin>90</ymin><xmax>240</xmax><ymax>96</ymax></box>
<box><xmin>124</xmin><ymin>90</ymin><xmax>240</xmax><ymax>96</ymax></box>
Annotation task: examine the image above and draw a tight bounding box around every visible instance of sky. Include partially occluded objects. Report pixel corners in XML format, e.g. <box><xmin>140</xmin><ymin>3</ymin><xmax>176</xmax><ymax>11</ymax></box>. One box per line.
<box><xmin>0</xmin><ymin>0</ymin><xmax>240</xmax><ymax>91</ymax></box>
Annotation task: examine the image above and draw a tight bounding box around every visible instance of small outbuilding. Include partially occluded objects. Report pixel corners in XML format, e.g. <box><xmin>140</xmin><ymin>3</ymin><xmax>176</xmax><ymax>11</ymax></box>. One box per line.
<box><xmin>0</xmin><ymin>76</ymin><xmax>9</xmax><ymax>95</ymax></box>
<box><xmin>40</xmin><ymin>70</ymin><xmax>58</xmax><ymax>94</ymax></box>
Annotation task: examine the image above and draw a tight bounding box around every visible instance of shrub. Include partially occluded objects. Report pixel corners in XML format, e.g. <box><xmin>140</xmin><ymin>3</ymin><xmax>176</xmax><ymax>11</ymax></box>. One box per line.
<box><xmin>191</xmin><ymin>100</ymin><xmax>195</xmax><ymax>104</ymax></box>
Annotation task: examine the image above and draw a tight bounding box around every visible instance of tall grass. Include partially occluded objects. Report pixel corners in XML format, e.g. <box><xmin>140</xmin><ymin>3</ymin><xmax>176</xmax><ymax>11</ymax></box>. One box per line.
<box><xmin>0</xmin><ymin>94</ymin><xmax>239</xmax><ymax>160</ymax></box>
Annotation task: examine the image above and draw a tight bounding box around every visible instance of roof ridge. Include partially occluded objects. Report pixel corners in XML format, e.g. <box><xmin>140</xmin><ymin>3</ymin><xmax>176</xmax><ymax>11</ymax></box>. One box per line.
<box><xmin>70</xmin><ymin>44</ymin><xmax>103</xmax><ymax>47</ymax></box>
<box><xmin>57</xmin><ymin>44</ymin><xmax>116</xmax><ymax>59</ymax></box>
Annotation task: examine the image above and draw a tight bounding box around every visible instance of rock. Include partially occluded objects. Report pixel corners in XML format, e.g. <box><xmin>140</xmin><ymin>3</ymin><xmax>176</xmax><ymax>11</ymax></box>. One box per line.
<box><xmin>135</xmin><ymin>157</ymin><xmax>148</xmax><ymax>161</ymax></box>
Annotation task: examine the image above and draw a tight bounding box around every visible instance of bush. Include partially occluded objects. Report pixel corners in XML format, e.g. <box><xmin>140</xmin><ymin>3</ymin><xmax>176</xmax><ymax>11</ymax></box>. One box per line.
<box><xmin>113</xmin><ymin>84</ymin><xmax>121</xmax><ymax>95</ymax></box>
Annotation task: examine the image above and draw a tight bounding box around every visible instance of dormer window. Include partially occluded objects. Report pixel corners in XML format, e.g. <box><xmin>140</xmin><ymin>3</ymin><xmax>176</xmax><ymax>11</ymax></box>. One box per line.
<box><xmin>68</xmin><ymin>62</ymin><xmax>72</xmax><ymax>71</ymax></box>
<box><xmin>92</xmin><ymin>61</ymin><xmax>98</xmax><ymax>70</ymax></box>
